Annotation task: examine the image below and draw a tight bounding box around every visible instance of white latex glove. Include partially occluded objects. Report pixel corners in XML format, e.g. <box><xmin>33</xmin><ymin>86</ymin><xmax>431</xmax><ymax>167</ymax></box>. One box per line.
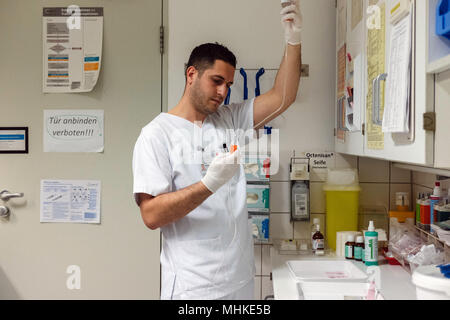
<box><xmin>201</xmin><ymin>150</ymin><xmax>240</xmax><ymax>193</ymax></box>
<box><xmin>281</xmin><ymin>0</ymin><xmax>303</xmax><ymax>46</ymax></box>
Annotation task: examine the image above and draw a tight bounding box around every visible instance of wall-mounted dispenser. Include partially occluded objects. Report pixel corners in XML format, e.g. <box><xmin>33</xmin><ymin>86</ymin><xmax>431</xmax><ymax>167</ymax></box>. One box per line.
<box><xmin>290</xmin><ymin>156</ymin><xmax>310</xmax><ymax>221</ymax></box>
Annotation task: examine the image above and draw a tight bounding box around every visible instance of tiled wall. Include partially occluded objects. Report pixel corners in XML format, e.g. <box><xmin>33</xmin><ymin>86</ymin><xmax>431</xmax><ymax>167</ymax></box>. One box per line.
<box><xmin>253</xmin><ymin>154</ymin><xmax>416</xmax><ymax>300</ymax></box>
<box><xmin>412</xmin><ymin>171</ymin><xmax>450</xmax><ymax>201</ymax></box>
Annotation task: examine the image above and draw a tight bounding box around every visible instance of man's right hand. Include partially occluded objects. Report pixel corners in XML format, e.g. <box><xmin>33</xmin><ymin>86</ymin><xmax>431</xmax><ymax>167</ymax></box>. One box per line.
<box><xmin>201</xmin><ymin>150</ymin><xmax>240</xmax><ymax>193</ymax></box>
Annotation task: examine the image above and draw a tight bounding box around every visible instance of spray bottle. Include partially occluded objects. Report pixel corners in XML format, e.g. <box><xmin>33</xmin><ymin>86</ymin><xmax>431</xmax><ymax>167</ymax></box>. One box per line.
<box><xmin>364</xmin><ymin>221</ymin><xmax>378</xmax><ymax>266</ymax></box>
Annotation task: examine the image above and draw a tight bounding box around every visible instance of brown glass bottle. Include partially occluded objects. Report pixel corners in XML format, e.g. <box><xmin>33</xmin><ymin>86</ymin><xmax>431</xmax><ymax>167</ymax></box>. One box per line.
<box><xmin>354</xmin><ymin>236</ymin><xmax>364</xmax><ymax>261</ymax></box>
<box><xmin>345</xmin><ymin>235</ymin><xmax>355</xmax><ymax>260</ymax></box>
<box><xmin>312</xmin><ymin>225</ymin><xmax>325</xmax><ymax>255</ymax></box>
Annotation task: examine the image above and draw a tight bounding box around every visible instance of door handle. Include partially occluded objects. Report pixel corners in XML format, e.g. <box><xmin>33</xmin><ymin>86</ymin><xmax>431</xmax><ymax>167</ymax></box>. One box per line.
<box><xmin>0</xmin><ymin>190</ymin><xmax>24</xmax><ymax>201</ymax></box>
<box><xmin>372</xmin><ymin>73</ymin><xmax>388</xmax><ymax>126</ymax></box>
<box><xmin>0</xmin><ymin>206</ymin><xmax>10</xmax><ymax>218</ymax></box>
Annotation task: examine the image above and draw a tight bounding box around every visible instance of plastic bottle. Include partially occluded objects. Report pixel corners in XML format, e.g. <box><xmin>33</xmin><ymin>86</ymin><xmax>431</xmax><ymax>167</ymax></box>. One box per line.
<box><xmin>416</xmin><ymin>192</ymin><xmax>423</xmax><ymax>223</ymax></box>
<box><xmin>291</xmin><ymin>181</ymin><xmax>309</xmax><ymax>220</ymax></box>
<box><xmin>430</xmin><ymin>182</ymin><xmax>443</xmax><ymax>228</ymax></box>
<box><xmin>312</xmin><ymin>224</ymin><xmax>325</xmax><ymax>256</ymax></box>
<box><xmin>420</xmin><ymin>196</ymin><xmax>431</xmax><ymax>231</ymax></box>
<box><xmin>354</xmin><ymin>236</ymin><xmax>364</xmax><ymax>262</ymax></box>
<box><xmin>364</xmin><ymin>221</ymin><xmax>378</xmax><ymax>266</ymax></box>
<box><xmin>345</xmin><ymin>235</ymin><xmax>355</xmax><ymax>260</ymax></box>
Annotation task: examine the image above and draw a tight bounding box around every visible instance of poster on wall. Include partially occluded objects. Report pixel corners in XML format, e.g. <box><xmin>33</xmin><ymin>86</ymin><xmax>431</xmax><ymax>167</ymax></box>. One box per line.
<box><xmin>43</xmin><ymin>109</ymin><xmax>104</xmax><ymax>152</ymax></box>
<box><xmin>43</xmin><ymin>7</ymin><xmax>103</xmax><ymax>93</ymax></box>
<box><xmin>40</xmin><ymin>180</ymin><xmax>101</xmax><ymax>224</ymax></box>
<box><xmin>337</xmin><ymin>44</ymin><xmax>347</xmax><ymax>97</ymax></box>
<box><xmin>0</xmin><ymin>127</ymin><xmax>28</xmax><ymax>154</ymax></box>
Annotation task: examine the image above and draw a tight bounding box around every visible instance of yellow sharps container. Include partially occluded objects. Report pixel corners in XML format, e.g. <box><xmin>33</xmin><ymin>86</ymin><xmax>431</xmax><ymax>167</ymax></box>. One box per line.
<box><xmin>323</xmin><ymin>169</ymin><xmax>361</xmax><ymax>251</ymax></box>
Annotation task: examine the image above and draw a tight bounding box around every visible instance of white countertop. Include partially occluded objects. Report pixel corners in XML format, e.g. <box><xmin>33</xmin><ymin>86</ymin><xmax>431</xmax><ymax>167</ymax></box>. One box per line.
<box><xmin>270</xmin><ymin>247</ymin><xmax>417</xmax><ymax>300</ymax></box>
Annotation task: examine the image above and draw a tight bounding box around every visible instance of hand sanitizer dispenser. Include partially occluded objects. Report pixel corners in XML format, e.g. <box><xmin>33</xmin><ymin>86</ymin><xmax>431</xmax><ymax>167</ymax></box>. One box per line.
<box><xmin>290</xmin><ymin>156</ymin><xmax>310</xmax><ymax>221</ymax></box>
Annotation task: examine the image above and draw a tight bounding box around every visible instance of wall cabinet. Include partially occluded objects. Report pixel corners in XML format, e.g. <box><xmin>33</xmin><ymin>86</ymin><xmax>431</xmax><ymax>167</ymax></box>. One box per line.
<box><xmin>335</xmin><ymin>0</ymin><xmax>441</xmax><ymax>167</ymax></box>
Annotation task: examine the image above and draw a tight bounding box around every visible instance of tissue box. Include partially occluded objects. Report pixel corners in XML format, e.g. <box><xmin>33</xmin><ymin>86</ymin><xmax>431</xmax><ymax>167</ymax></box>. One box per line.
<box><xmin>247</xmin><ymin>184</ymin><xmax>270</xmax><ymax>213</ymax></box>
<box><xmin>251</xmin><ymin>215</ymin><xmax>269</xmax><ymax>243</ymax></box>
<box><xmin>244</xmin><ymin>157</ymin><xmax>270</xmax><ymax>182</ymax></box>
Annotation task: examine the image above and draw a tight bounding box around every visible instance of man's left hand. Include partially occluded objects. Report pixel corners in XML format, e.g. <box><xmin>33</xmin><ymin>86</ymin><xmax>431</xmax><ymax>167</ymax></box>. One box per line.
<box><xmin>281</xmin><ymin>0</ymin><xmax>303</xmax><ymax>46</ymax></box>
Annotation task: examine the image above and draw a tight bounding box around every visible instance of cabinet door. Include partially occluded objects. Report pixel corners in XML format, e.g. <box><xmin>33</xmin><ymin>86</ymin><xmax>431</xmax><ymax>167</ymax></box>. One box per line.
<box><xmin>435</xmin><ymin>69</ymin><xmax>450</xmax><ymax>169</ymax></box>
<box><xmin>363</xmin><ymin>0</ymin><xmax>434</xmax><ymax>165</ymax></box>
<box><xmin>335</xmin><ymin>0</ymin><xmax>366</xmax><ymax>156</ymax></box>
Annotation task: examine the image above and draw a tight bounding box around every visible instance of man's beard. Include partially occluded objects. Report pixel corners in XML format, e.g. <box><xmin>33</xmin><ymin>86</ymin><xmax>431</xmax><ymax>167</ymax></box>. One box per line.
<box><xmin>190</xmin><ymin>81</ymin><xmax>216</xmax><ymax>116</ymax></box>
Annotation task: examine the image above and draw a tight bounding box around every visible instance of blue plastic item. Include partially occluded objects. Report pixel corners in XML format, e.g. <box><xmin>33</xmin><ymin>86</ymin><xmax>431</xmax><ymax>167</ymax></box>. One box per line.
<box><xmin>239</xmin><ymin>68</ymin><xmax>248</xmax><ymax>100</ymax></box>
<box><xmin>437</xmin><ymin>263</ymin><xmax>450</xmax><ymax>278</ymax></box>
<box><xmin>255</xmin><ymin>68</ymin><xmax>265</xmax><ymax>97</ymax></box>
<box><xmin>437</xmin><ymin>0</ymin><xmax>450</xmax><ymax>40</ymax></box>
<box><xmin>224</xmin><ymin>87</ymin><xmax>231</xmax><ymax>105</ymax></box>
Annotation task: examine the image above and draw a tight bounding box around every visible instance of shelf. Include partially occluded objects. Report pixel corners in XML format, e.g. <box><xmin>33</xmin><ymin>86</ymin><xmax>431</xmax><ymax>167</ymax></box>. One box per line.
<box><xmin>427</xmin><ymin>55</ymin><xmax>450</xmax><ymax>74</ymax></box>
<box><xmin>392</xmin><ymin>162</ymin><xmax>450</xmax><ymax>177</ymax></box>
<box><xmin>414</xmin><ymin>225</ymin><xmax>448</xmax><ymax>248</ymax></box>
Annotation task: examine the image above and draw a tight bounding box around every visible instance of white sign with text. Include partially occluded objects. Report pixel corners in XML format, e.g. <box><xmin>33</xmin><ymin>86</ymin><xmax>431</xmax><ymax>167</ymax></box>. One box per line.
<box><xmin>44</xmin><ymin>109</ymin><xmax>104</xmax><ymax>152</ymax></box>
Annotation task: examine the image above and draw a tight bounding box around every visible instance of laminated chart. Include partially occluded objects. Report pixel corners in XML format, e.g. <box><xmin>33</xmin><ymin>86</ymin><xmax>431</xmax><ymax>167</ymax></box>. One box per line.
<box><xmin>40</xmin><ymin>180</ymin><xmax>101</xmax><ymax>224</ymax></box>
<box><xmin>43</xmin><ymin>7</ymin><xmax>103</xmax><ymax>93</ymax></box>
<box><xmin>366</xmin><ymin>2</ymin><xmax>386</xmax><ymax>150</ymax></box>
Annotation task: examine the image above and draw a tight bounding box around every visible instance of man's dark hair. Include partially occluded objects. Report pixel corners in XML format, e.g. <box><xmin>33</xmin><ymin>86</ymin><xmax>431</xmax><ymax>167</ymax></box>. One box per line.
<box><xmin>185</xmin><ymin>43</ymin><xmax>236</xmax><ymax>78</ymax></box>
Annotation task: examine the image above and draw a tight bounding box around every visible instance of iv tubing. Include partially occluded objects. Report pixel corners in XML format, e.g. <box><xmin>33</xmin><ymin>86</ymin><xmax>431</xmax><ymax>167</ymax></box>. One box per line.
<box><xmin>252</xmin><ymin>43</ymin><xmax>293</xmax><ymax>130</ymax></box>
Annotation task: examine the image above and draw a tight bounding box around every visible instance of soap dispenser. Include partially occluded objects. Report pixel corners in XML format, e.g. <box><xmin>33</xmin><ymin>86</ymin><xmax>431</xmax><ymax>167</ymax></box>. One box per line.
<box><xmin>290</xmin><ymin>156</ymin><xmax>310</xmax><ymax>221</ymax></box>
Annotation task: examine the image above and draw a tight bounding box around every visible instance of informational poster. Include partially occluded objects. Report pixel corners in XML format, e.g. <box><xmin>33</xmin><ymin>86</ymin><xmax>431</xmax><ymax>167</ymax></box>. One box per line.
<box><xmin>367</xmin><ymin>3</ymin><xmax>386</xmax><ymax>150</ymax></box>
<box><xmin>336</xmin><ymin>44</ymin><xmax>347</xmax><ymax>142</ymax></box>
<box><xmin>43</xmin><ymin>109</ymin><xmax>104</xmax><ymax>152</ymax></box>
<box><xmin>351</xmin><ymin>54</ymin><xmax>363</xmax><ymax>131</ymax></box>
<box><xmin>43</xmin><ymin>7</ymin><xmax>103</xmax><ymax>93</ymax></box>
<box><xmin>383</xmin><ymin>13</ymin><xmax>412</xmax><ymax>133</ymax></box>
<box><xmin>337</xmin><ymin>44</ymin><xmax>347</xmax><ymax>97</ymax></box>
<box><xmin>336</xmin><ymin>97</ymin><xmax>346</xmax><ymax>142</ymax></box>
<box><xmin>40</xmin><ymin>180</ymin><xmax>101</xmax><ymax>224</ymax></box>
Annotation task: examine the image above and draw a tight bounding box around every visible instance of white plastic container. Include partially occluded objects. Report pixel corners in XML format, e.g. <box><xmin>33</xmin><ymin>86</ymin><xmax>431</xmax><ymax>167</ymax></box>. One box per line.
<box><xmin>286</xmin><ymin>260</ymin><xmax>368</xmax><ymax>282</ymax></box>
<box><xmin>299</xmin><ymin>281</ymin><xmax>371</xmax><ymax>300</ymax></box>
<box><xmin>286</xmin><ymin>260</ymin><xmax>374</xmax><ymax>300</ymax></box>
<box><xmin>412</xmin><ymin>265</ymin><xmax>450</xmax><ymax>300</ymax></box>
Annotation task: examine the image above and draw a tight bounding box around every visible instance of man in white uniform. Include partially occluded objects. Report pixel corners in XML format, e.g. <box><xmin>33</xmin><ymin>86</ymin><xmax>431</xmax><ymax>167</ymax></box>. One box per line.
<box><xmin>133</xmin><ymin>1</ymin><xmax>303</xmax><ymax>300</ymax></box>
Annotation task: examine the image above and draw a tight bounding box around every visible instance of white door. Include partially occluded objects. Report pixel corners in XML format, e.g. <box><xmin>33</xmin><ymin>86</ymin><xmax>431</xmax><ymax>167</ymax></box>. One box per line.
<box><xmin>335</xmin><ymin>0</ymin><xmax>367</xmax><ymax>157</ymax></box>
<box><xmin>0</xmin><ymin>0</ymin><xmax>162</xmax><ymax>299</ymax></box>
<box><xmin>363</xmin><ymin>0</ymin><xmax>434</xmax><ymax>165</ymax></box>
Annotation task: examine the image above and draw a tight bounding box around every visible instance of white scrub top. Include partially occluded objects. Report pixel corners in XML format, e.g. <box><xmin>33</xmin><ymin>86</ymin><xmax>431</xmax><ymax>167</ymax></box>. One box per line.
<box><xmin>132</xmin><ymin>99</ymin><xmax>256</xmax><ymax>300</ymax></box>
